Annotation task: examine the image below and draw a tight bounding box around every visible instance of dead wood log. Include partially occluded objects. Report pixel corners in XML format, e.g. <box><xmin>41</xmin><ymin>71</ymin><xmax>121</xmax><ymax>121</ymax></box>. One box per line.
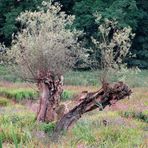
<box><xmin>52</xmin><ymin>81</ymin><xmax>132</xmax><ymax>141</ymax></box>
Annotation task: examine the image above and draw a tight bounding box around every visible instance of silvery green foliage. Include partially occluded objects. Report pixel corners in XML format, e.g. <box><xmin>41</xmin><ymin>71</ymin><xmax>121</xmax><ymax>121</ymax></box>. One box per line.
<box><xmin>92</xmin><ymin>14</ymin><xmax>138</xmax><ymax>82</ymax></box>
<box><xmin>9</xmin><ymin>1</ymin><xmax>82</xmax><ymax>80</ymax></box>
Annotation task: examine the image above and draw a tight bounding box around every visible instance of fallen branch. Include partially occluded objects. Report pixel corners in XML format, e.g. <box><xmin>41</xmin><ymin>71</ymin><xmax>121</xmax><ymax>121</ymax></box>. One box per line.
<box><xmin>52</xmin><ymin>81</ymin><xmax>132</xmax><ymax>141</ymax></box>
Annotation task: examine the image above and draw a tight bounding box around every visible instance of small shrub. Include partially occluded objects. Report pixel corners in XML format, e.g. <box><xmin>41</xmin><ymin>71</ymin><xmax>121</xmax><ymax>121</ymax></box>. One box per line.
<box><xmin>40</xmin><ymin>122</ymin><xmax>55</xmax><ymax>134</ymax></box>
<box><xmin>120</xmin><ymin>111</ymin><xmax>148</xmax><ymax>123</ymax></box>
<box><xmin>61</xmin><ymin>90</ymin><xmax>75</xmax><ymax>101</ymax></box>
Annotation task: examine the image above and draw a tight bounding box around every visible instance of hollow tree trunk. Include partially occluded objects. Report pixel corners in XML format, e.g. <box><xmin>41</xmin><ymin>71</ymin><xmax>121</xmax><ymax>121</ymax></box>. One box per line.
<box><xmin>52</xmin><ymin>82</ymin><xmax>132</xmax><ymax>141</ymax></box>
<box><xmin>36</xmin><ymin>70</ymin><xmax>63</xmax><ymax>122</ymax></box>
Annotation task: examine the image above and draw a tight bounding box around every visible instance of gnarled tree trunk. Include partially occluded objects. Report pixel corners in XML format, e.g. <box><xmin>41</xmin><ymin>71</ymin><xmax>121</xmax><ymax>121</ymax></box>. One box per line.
<box><xmin>52</xmin><ymin>82</ymin><xmax>132</xmax><ymax>141</ymax></box>
<box><xmin>36</xmin><ymin>70</ymin><xmax>63</xmax><ymax>122</ymax></box>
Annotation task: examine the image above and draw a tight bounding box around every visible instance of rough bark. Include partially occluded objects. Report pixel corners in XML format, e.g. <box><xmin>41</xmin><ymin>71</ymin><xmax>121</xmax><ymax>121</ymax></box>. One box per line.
<box><xmin>52</xmin><ymin>81</ymin><xmax>132</xmax><ymax>141</ymax></box>
<box><xmin>36</xmin><ymin>70</ymin><xmax>63</xmax><ymax>122</ymax></box>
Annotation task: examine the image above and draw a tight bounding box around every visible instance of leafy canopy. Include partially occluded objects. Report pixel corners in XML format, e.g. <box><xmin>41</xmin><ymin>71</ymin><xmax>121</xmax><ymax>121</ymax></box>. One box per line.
<box><xmin>9</xmin><ymin>2</ymin><xmax>82</xmax><ymax>80</ymax></box>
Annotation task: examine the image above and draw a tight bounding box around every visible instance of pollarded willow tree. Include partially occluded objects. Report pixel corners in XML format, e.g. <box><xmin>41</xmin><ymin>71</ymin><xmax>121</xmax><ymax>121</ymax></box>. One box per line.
<box><xmin>92</xmin><ymin>15</ymin><xmax>135</xmax><ymax>82</ymax></box>
<box><xmin>9</xmin><ymin>1</ymin><xmax>82</xmax><ymax>122</ymax></box>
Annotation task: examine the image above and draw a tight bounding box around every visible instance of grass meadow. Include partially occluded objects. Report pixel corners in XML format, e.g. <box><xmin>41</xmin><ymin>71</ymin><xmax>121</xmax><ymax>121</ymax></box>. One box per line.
<box><xmin>0</xmin><ymin>66</ymin><xmax>148</xmax><ymax>147</ymax></box>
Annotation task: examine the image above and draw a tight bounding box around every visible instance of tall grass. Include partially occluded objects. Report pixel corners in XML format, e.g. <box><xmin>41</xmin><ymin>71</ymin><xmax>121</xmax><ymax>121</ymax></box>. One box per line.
<box><xmin>0</xmin><ymin>104</ymin><xmax>55</xmax><ymax>147</ymax></box>
<box><xmin>0</xmin><ymin>135</ymin><xmax>2</xmax><ymax>148</ymax></box>
<box><xmin>0</xmin><ymin>91</ymin><xmax>147</xmax><ymax>147</ymax></box>
<box><xmin>0</xmin><ymin>105</ymin><xmax>35</xmax><ymax>145</ymax></box>
<box><xmin>0</xmin><ymin>98</ymin><xmax>10</xmax><ymax>106</ymax></box>
<box><xmin>0</xmin><ymin>87</ymin><xmax>38</xmax><ymax>101</ymax></box>
<box><xmin>64</xmin><ymin>70</ymin><xmax>101</xmax><ymax>86</ymax></box>
<box><xmin>64</xmin><ymin>70</ymin><xmax>148</xmax><ymax>87</ymax></box>
<box><xmin>1</xmin><ymin>65</ymin><xmax>148</xmax><ymax>87</ymax></box>
<box><xmin>51</xmin><ymin>118</ymin><xmax>145</xmax><ymax>148</ymax></box>
<box><xmin>0</xmin><ymin>86</ymin><xmax>75</xmax><ymax>101</ymax></box>
<box><xmin>61</xmin><ymin>90</ymin><xmax>76</xmax><ymax>101</ymax></box>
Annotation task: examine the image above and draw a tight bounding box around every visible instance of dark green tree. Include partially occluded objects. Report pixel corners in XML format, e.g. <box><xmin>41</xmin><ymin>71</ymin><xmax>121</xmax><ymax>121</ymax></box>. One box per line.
<box><xmin>0</xmin><ymin>0</ymin><xmax>48</xmax><ymax>45</ymax></box>
<box><xmin>129</xmin><ymin>0</ymin><xmax>148</xmax><ymax>68</ymax></box>
<box><xmin>71</xmin><ymin>0</ymin><xmax>148</xmax><ymax>68</ymax></box>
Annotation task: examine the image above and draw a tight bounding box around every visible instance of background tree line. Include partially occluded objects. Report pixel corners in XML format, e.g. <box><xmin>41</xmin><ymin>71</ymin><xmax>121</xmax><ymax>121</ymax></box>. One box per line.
<box><xmin>0</xmin><ymin>0</ymin><xmax>148</xmax><ymax>69</ymax></box>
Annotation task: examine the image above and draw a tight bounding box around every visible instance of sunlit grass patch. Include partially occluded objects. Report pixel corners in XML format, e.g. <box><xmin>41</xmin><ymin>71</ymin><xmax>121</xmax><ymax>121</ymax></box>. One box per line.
<box><xmin>0</xmin><ymin>87</ymin><xmax>38</xmax><ymax>101</ymax></box>
<box><xmin>64</xmin><ymin>70</ymin><xmax>100</xmax><ymax>86</ymax></box>
<box><xmin>0</xmin><ymin>108</ymin><xmax>35</xmax><ymax>128</ymax></box>
<box><xmin>64</xmin><ymin>85</ymin><xmax>98</xmax><ymax>93</ymax></box>
<box><xmin>96</xmin><ymin>125</ymin><xmax>143</xmax><ymax>147</ymax></box>
<box><xmin>72</xmin><ymin>123</ymin><xmax>97</xmax><ymax>146</ymax></box>
<box><xmin>52</xmin><ymin>107</ymin><xmax>147</xmax><ymax>148</ymax></box>
<box><xmin>84</xmin><ymin>111</ymin><xmax>119</xmax><ymax>122</ymax></box>
<box><xmin>59</xmin><ymin>119</ymin><xmax>144</xmax><ymax>148</ymax></box>
<box><xmin>0</xmin><ymin>125</ymin><xmax>32</xmax><ymax>144</ymax></box>
<box><xmin>0</xmin><ymin>105</ymin><xmax>36</xmax><ymax>145</ymax></box>
<box><xmin>61</xmin><ymin>90</ymin><xmax>76</xmax><ymax>101</ymax></box>
<box><xmin>64</xmin><ymin>70</ymin><xmax>148</xmax><ymax>87</ymax></box>
<box><xmin>132</xmin><ymin>87</ymin><xmax>148</xmax><ymax>100</ymax></box>
<box><xmin>0</xmin><ymin>98</ymin><xmax>10</xmax><ymax>106</ymax></box>
<box><xmin>0</xmin><ymin>104</ymin><xmax>56</xmax><ymax>147</ymax></box>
